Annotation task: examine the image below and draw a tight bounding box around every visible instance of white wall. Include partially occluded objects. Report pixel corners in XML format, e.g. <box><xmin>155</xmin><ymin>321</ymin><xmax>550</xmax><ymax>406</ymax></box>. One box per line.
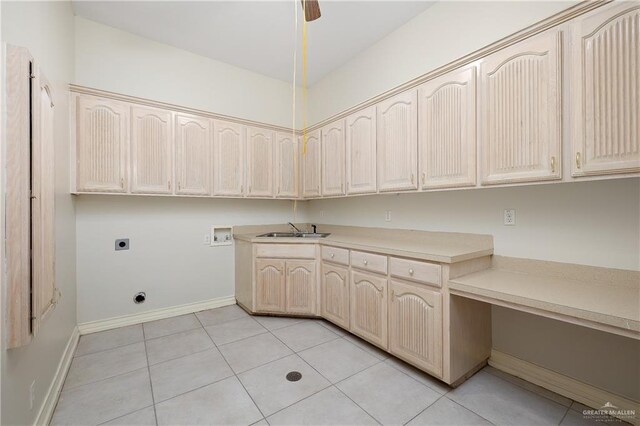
<box><xmin>1</xmin><ymin>2</ymin><xmax>77</xmax><ymax>425</ymax></box>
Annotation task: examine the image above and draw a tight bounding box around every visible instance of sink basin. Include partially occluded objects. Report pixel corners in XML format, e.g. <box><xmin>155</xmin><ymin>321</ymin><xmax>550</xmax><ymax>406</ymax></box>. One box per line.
<box><xmin>257</xmin><ymin>232</ymin><xmax>331</xmax><ymax>238</ymax></box>
<box><xmin>257</xmin><ymin>232</ymin><xmax>297</xmax><ymax>238</ymax></box>
<box><xmin>296</xmin><ymin>233</ymin><xmax>331</xmax><ymax>238</ymax></box>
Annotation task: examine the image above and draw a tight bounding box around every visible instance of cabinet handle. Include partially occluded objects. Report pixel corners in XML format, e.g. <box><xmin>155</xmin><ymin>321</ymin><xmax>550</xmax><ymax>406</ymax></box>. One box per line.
<box><xmin>408</xmin><ymin>268</ymin><xmax>414</xmax><ymax>276</ymax></box>
<box><xmin>576</xmin><ymin>152</ymin><xmax>581</xmax><ymax>169</ymax></box>
<box><xmin>550</xmin><ymin>156</ymin><xmax>556</xmax><ymax>173</ymax></box>
<box><xmin>330</xmin><ymin>253</ymin><xmax>335</xmax><ymax>258</ymax></box>
<box><xmin>363</xmin><ymin>259</ymin><xmax>368</xmax><ymax>265</ymax></box>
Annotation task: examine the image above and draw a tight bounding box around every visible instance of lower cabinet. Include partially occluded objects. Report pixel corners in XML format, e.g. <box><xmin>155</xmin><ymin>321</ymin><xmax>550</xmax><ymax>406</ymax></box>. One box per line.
<box><xmin>321</xmin><ymin>263</ymin><xmax>349</xmax><ymax>329</ymax></box>
<box><xmin>255</xmin><ymin>259</ymin><xmax>286</xmax><ymax>313</ymax></box>
<box><xmin>255</xmin><ymin>258</ymin><xmax>316</xmax><ymax>315</ymax></box>
<box><xmin>286</xmin><ymin>260</ymin><xmax>317</xmax><ymax>315</ymax></box>
<box><xmin>350</xmin><ymin>270</ymin><xmax>388</xmax><ymax>349</ymax></box>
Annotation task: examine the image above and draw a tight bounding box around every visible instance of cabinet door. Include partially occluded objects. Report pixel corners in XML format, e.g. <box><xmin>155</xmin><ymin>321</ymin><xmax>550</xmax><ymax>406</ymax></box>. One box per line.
<box><xmin>175</xmin><ymin>113</ymin><xmax>212</xmax><ymax>195</ymax></box>
<box><xmin>480</xmin><ymin>30</ymin><xmax>562</xmax><ymax>184</ymax></box>
<box><xmin>321</xmin><ymin>121</ymin><xmax>345</xmax><ymax>196</ymax></box>
<box><xmin>276</xmin><ymin>132</ymin><xmax>299</xmax><ymax>198</ymax></box>
<box><xmin>76</xmin><ymin>96</ymin><xmax>129</xmax><ymax>192</ymax></box>
<box><xmin>321</xmin><ymin>263</ymin><xmax>349</xmax><ymax>329</ymax></box>
<box><xmin>418</xmin><ymin>66</ymin><xmax>476</xmax><ymax>189</ymax></box>
<box><xmin>346</xmin><ymin>107</ymin><xmax>377</xmax><ymax>194</ymax></box>
<box><xmin>131</xmin><ymin>106</ymin><xmax>173</xmax><ymax>194</ymax></box>
<box><xmin>213</xmin><ymin>120</ymin><xmax>245</xmax><ymax>196</ymax></box>
<box><xmin>389</xmin><ymin>280</ymin><xmax>443</xmax><ymax>377</ymax></box>
<box><xmin>286</xmin><ymin>260</ymin><xmax>317</xmax><ymax>315</ymax></box>
<box><xmin>302</xmin><ymin>130</ymin><xmax>322</xmax><ymax>197</ymax></box>
<box><xmin>247</xmin><ymin>127</ymin><xmax>275</xmax><ymax>197</ymax></box>
<box><xmin>377</xmin><ymin>91</ymin><xmax>418</xmax><ymax>192</ymax></box>
<box><xmin>255</xmin><ymin>259</ymin><xmax>286</xmax><ymax>313</ymax></box>
<box><xmin>570</xmin><ymin>3</ymin><xmax>640</xmax><ymax>176</ymax></box>
<box><xmin>350</xmin><ymin>271</ymin><xmax>388</xmax><ymax>349</ymax></box>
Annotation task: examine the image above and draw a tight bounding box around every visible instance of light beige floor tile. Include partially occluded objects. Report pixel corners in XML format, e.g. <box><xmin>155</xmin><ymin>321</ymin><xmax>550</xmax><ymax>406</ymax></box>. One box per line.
<box><xmin>483</xmin><ymin>365</ymin><xmax>572</xmax><ymax>407</ymax></box>
<box><xmin>299</xmin><ymin>338</ymin><xmax>380</xmax><ymax>383</ymax></box>
<box><xmin>101</xmin><ymin>406</ymin><xmax>156</xmax><ymax>425</ymax></box>
<box><xmin>75</xmin><ymin>325</ymin><xmax>143</xmax><ymax>357</ymax></box>
<box><xmin>337</xmin><ymin>362</ymin><xmax>440</xmax><ymax>425</ymax></box>
<box><xmin>204</xmin><ymin>316</ymin><xmax>267</xmax><ymax>345</ymax></box>
<box><xmin>253</xmin><ymin>315</ymin><xmax>306</xmax><ymax>331</ymax></box>
<box><xmin>142</xmin><ymin>314</ymin><xmax>201</xmax><ymax>340</ymax></box>
<box><xmin>385</xmin><ymin>357</ymin><xmax>450</xmax><ymax>394</ymax></box>
<box><xmin>342</xmin><ymin>334</ymin><xmax>389</xmax><ymax>360</ymax></box>
<box><xmin>64</xmin><ymin>342</ymin><xmax>147</xmax><ymax>389</ymax></box>
<box><xmin>250</xmin><ymin>419</ymin><xmax>269</xmax><ymax>426</ymax></box>
<box><xmin>52</xmin><ymin>369</ymin><xmax>153</xmax><ymax>426</ymax></box>
<box><xmin>145</xmin><ymin>328</ymin><xmax>214</xmax><ymax>365</ymax></box>
<box><xmin>149</xmin><ymin>348</ymin><xmax>234</xmax><ymax>402</ymax></box>
<box><xmin>317</xmin><ymin>320</ymin><xmax>349</xmax><ymax>337</ymax></box>
<box><xmin>407</xmin><ymin>397</ymin><xmax>492</xmax><ymax>425</ymax></box>
<box><xmin>155</xmin><ymin>376</ymin><xmax>262</xmax><ymax>426</ymax></box>
<box><xmin>218</xmin><ymin>333</ymin><xmax>293</xmax><ymax>373</ymax></box>
<box><xmin>195</xmin><ymin>304</ymin><xmax>248</xmax><ymax>326</ymax></box>
<box><xmin>238</xmin><ymin>354</ymin><xmax>330</xmax><ymax>416</ymax></box>
<box><xmin>272</xmin><ymin>321</ymin><xmax>339</xmax><ymax>352</ymax></box>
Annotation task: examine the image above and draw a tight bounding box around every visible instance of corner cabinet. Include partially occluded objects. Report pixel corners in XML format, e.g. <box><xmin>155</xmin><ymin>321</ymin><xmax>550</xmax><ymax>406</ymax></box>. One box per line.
<box><xmin>302</xmin><ymin>130</ymin><xmax>322</xmax><ymax>198</ymax></box>
<box><xmin>175</xmin><ymin>113</ymin><xmax>212</xmax><ymax>196</ymax></box>
<box><xmin>350</xmin><ymin>270</ymin><xmax>388</xmax><ymax>349</ymax></box>
<box><xmin>276</xmin><ymin>132</ymin><xmax>299</xmax><ymax>198</ymax></box>
<box><xmin>346</xmin><ymin>106</ymin><xmax>377</xmax><ymax>194</ymax></box>
<box><xmin>213</xmin><ymin>120</ymin><xmax>245</xmax><ymax>196</ymax></box>
<box><xmin>321</xmin><ymin>121</ymin><xmax>346</xmax><ymax>196</ymax></box>
<box><xmin>247</xmin><ymin>127</ymin><xmax>275</xmax><ymax>197</ymax></box>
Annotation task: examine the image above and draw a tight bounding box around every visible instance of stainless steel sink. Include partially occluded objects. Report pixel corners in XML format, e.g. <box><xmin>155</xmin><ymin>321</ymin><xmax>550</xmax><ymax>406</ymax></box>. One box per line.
<box><xmin>257</xmin><ymin>232</ymin><xmax>330</xmax><ymax>238</ymax></box>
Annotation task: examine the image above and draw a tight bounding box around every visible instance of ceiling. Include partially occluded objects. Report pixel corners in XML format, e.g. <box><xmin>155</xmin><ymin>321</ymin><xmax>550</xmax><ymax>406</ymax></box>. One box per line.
<box><xmin>72</xmin><ymin>1</ymin><xmax>436</xmax><ymax>85</ymax></box>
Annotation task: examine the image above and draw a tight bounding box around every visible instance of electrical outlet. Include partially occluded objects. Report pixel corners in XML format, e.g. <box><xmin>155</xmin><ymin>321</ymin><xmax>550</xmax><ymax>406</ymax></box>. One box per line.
<box><xmin>504</xmin><ymin>209</ymin><xmax>516</xmax><ymax>226</ymax></box>
<box><xmin>29</xmin><ymin>380</ymin><xmax>36</xmax><ymax>411</ymax></box>
<box><xmin>203</xmin><ymin>234</ymin><xmax>211</xmax><ymax>245</ymax></box>
<box><xmin>385</xmin><ymin>210</ymin><xmax>392</xmax><ymax>222</ymax></box>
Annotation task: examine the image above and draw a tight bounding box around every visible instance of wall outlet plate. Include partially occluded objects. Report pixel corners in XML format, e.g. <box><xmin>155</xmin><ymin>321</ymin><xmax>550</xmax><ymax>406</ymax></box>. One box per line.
<box><xmin>504</xmin><ymin>209</ymin><xmax>516</xmax><ymax>226</ymax></box>
<box><xmin>385</xmin><ymin>210</ymin><xmax>392</xmax><ymax>222</ymax></box>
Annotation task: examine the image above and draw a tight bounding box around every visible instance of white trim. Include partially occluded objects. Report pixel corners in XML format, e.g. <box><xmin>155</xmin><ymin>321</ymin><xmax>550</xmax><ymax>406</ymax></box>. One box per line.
<box><xmin>35</xmin><ymin>326</ymin><xmax>79</xmax><ymax>426</ymax></box>
<box><xmin>489</xmin><ymin>350</ymin><xmax>640</xmax><ymax>425</ymax></box>
<box><xmin>78</xmin><ymin>295</ymin><xmax>236</xmax><ymax>335</ymax></box>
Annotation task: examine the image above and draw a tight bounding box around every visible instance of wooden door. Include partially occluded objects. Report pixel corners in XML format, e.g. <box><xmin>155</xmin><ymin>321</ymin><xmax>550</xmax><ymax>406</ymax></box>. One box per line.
<box><xmin>479</xmin><ymin>29</ymin><xmax>562</xmax><ymax>184</ymax></box>
<box><xmin>388</xmin><ymin>280</ymin><xmax>443</xmax><ymax>377</ymax></box>
<box><xmin>175</xmin><ymin>113</ymin><xmax>212</xmax><ymax>195</ymax></box>
<box><xmin>570</xmin><ymin>3</ymin><xmax>640</xmax><ymax>176</ymax></box>
<box><xmin>213</xmin><ymin>120</ymin><xmax>245</xmax><ymax>196</ymax></box>
<box><xmin>76</xmin><ymin>95</ymin><xmax>129</xmax><ymax>192</ymax></box>
<box><xmin>418</xmin><ymin>66</ymin><xmax>476</xmax><ymax>189</ymax></box>
<box><xmin>255</xmin><ymin>259</ymin><xmax>286</xmax><ymax>313</ymax></box>
<box><xmin>321</xmin><ymin>121</ymin><xmax>345</xmax><ymax>196</ymax></box>
<box><xmin>247</xmin><ymin>127</ymin><xmax>274</xmax><ymax>197</ymax></box>
<box><xmin>286</xmin><ymin>260</ymin><xmax>316</xmax><ymax>315</ymax></box>
<box><xmin>276</xmin><ymin>132</ymin><xmax>299</xmax><ymax>198</ymax></box>
<box><xmin>350</xmin><ymin>270</ymin><xmax>388</xmax><ymax>349</ymax></box>
<box><xmin>131</xmin><ymin>106</ymin><xmax>173</xmax><ymax>194</ymax></box>
<box><xmin>346</xmin><ymin>107</ymin><xmax>377</xmax><ymax>194</ymax></box>
<box><xmin>377</xmin><ymin>90</ymin><xmax>418</xmax><ymax>192</ymax></box>
<box><xmin>321</xmin><ymin>263</ymin><xmax>349</xmax><ymax>329</ymax></box>
<box><xmin>302</xmin><ymin>130</ymin><xmax>322</xmax><ymax>197</ymax></box>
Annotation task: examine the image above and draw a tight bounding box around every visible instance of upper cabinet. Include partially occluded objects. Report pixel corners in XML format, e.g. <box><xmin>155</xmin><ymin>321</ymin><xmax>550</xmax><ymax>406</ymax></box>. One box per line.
<box><xmin>321</xmin><ymin>120</ymin><xmax>346</xmax><ymax>196</ymax></box>
<box><xmin>213</xmin><ymin>120</ymin><xmax>245</xmax><ymax>196</ymax></box>
<box><xmin>346</xmin><ymin>107</ymin><xmax>377</xmax><ymax>194</ymax></box>
<box><xmin>570</xmin><ymin>3</ymin><xmax>640</xmax><ymax>176</ymax></box>
<box><xmin>76</xmin><ymin>96</ymin><xmax>129</xmax><ymax>192</ymax></box>
<box><xmin>377</xmin><ymin>91</ymin><xmax>418</xmax><ymax>192</ymax></box>
<box><xmin>418</xmin><ymin>66</ymin><xmax>477</xmax><ymax>189</ymax></box>
<box><xmin>275</xmin><ymin>132</ymin><xmax>299</xmax><ymax>198</ymax></box>
<box><xmin>479</xmin><ymin>29</ymin><xmax>563</xmax><ymax>185</ymax></box>
<box><xmin>130</xmin><ymin>106</ymin><xmax>173</xmax><ymax>194</ymax></box>
<box><xmin>175</xmin><ymin>113</ymin><xmax>212</xmax><ymax>196</ymax></box>
<box><xmin>246</xmin><ymin>127</ymin><xmax>275</xmax><ymax>197</ymax></box>
<box><xmin>302</xmin><ymin>130</ymin><xmax>322</xmax><ymax>198</ymax></box>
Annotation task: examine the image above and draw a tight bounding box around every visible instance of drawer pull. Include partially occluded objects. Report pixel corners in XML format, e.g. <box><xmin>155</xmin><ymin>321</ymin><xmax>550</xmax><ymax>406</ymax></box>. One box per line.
<box><xmin>408</xmin><ymin>268</ymin><xmax>414</xmax><ymax>276</ymax></box>
<box><xmin>363</xmin><ymin>260</ymin><xmax>368</xmax><ymax>265</ymax></box>
<box><xmin>330</xmin><ymin>253</ymin><xmax>335</xmax><ymax>258</ymax></box>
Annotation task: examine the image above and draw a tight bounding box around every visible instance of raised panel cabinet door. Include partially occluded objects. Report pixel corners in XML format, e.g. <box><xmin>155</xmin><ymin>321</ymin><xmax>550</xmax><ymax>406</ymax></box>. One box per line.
<box><xmin>213</xmin><ymin>120</ymin><xmax>245</xmax><ymax>196</ymax></box>
<box><xmin>479</xmin><ymin>29</ymin><xmax>563</xmax><ymax>185</ymax></box>
<box><xmin>255</xmin><ymin>259</ymin><xmax>286</xmax><ymax>313</ymax></box>
<box><xmin>570</xmin><ymin>3</ymin><xmax>640</xmax><ymax>176</ymax></box>
<box><xmin>388</xmin><ymin>280</ymin><xmax>443</xmax><ymax>377</ymax></box>
<box><xmin>247</xmin><ymin>127</ymin><xmax>275</xmax><ymax>197</ymax></box>
<box><xmin>76</xmin><ymin>96</ymin><xmax>129</xmax><ymax>192</ymax></box>
<box><xmin>377</xmin><ymin>90</ymin><xmax>418</xmax><ymax>192</ymax></box>
<box><xmin>418</xmin><ymin>66</ymin><xmax>477</xmax><ymax>189</ymax></box>
<box><xmin>131</xmin><ymin>106</ymin><xmax>173</xmax><ymax>194</ymax></box>
<box><xmin>276</xmin><ymin>132</ymin><xmax>299</xmax><ymax>198</ymax></box>
<box><xmin>321</xmin><ymin>120</ymin><xmax>346</xmax><ymax>196</ymax></box>
<box><xmin>350</xmin><ymin>270</ymin><xmax>388</xmax><ymax>349</ymax></box>
<box><xmin>346</xmin><ymin>106</ymin><xmax>377</xmax><ymax>194</ymax></box>
<box><xmin>321</xmin><ymin>263</ymin><xmax>349</xmax><ymax>329</ymax></box>
<box><xmin>302</xmin><ymin>130</ymin><xmax>322</xmax><ymax>197</ymax></box>
<box><xmin>286</xmin><ymin>260</ymin><xmax>317</xmax><ymax>315</ymax></box>
<box><xmin>175</xmin><ymin>113</ymin><xmax>212</xmax><ymax>195</ymax></box>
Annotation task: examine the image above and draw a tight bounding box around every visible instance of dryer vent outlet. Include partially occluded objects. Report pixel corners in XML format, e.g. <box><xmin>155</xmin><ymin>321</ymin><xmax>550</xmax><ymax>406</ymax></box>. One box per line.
<box><xmin>134</xmin><ymin>292</ymin><xmax>146</xmax><ymax>304</ymax></box>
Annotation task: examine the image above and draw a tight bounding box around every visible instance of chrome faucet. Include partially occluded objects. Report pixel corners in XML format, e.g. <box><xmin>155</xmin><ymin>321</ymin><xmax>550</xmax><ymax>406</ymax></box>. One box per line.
<box><xmin>288</xmin><ymin>222</ymin><xmax>302</xmax><ymax>234</ymax></box>
<box><xmin>311</xmin><ymin>224</ymin><xmax>317</xmax><ymax>233</ymax></box>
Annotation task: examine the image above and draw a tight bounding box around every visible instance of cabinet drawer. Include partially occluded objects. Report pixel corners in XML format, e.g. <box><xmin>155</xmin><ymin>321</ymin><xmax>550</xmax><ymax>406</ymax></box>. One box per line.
<box><xmin>255</xmin><ymin>244</ymin><xmax>316</xmax><ymax>259</ymax></box>
<box><xmin>389</xmin><ymin>257</ymin><xmax>441</xmax><ymax>287</ymax></box>
<box><xmin>350</xmin><ymin>250</ymin><xmax>387</xmax><ymax>275</ymax></box>
<box><xmin>321</xmin><ymin>246</ymin><xmax>349</xmax><ymax>265</ymax></box>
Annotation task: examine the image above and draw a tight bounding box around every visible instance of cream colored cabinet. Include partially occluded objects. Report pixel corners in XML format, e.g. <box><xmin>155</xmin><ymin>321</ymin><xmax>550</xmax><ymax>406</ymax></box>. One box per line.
<box><xmin>302</xmin><ymin>130</ymin><xmax>322</xmax><ymax>197</ymax></box>
<box><xmin>479</xmin><ymin>29</ymin><xmax>563</xmax><ymax>185</ymax></box>
<box><xmin>418</xmin><ymin>66</ymin><xmax>477</xmax><ymax>189</ymax></box>
<box><xmin>255</xmin><ymin>259</ymin><xmax>286</xmax><ymax>313</ymax></box>
<box><xmin>377</xmin><ymin>91</ymin><xmax>418</xmax><ymax>192</ymax></box>
<box><xmin>570</xmin><ymin>3</ymin><xmax>640</xmax><ymax>176</ymax></box>
<box><xmin>389</xmin><ymin>280</ymin><xmax>443</xmax><ymax>377</ymax></box>
<box><xmin>321</xmin><ymin>263</ymin><xmax>349</xmax><ymax>329</ymax></box>
<box><xmin>321</xmin><ymin>121</ymin><xmax>346</xmax><ymax>196</ymax></box>
<box><xmin>247</xmin><ymin>127</ymin><xmax>275</xmax><ymax>197</ymax></box>
<box><xmin>286</xmin><ymin>260</ymin><xmax>317</xmax><ymax>315</ymax></box>
<box><xmin>350</xmin><ymin>270</ymin><xmax>388</xmax><ymax>349</ymax></box>
<box><xmin>130</xmin><ymin>106</ymin><xmax>173</xmax><ymax>194</ymax></box>
<box><xmin>276</xmin><ymin>132</ymin><xmax>299</xmax><ymax>198</ymax></box>
<box><xmin>76</xmin><ymin>96</ymin><xmax>129</xmax><ymax>192</ymax></box>
<box><xmin>175</xmin><ymin>113</ymin><xmax>212</xmax><ymax>195</ymax></box>
<box><xmin>213</xmin><ymin>120</ymin><xmax>245</xmax><ymax>196</ymax></box>
<box><xmin>346</xmin><ymin>107</ymin><xmax>377</xmax><ymax>194</ymax></box>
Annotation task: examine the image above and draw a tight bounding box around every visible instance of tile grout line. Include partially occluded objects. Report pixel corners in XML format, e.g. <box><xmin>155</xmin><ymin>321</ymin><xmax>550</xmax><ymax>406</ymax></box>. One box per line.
<box><xmin>557</xmin><ymin>406</ymin><xmax>572</xmax><ymax>426</ymax></box>
<box><xmin>95</xmin><ymin>405</ymin><xmax>156</xmax><ymax>426</ymax></box>
<box><xmin>383</xmin><ymin>358</ymin><xmax>451</xmax><ymax>396</ymax></box>
<box><xmin>444</xmin><ymin>396</ymin><xmax>497</xmax><ymax>425</ymax></box>
<box><xmin>401</xmin><ymin>394</ymin><xmax>445</xmax><ymax>426</ymax></box>
<box><xmin>141</xmin><ymin>324</ymin><xmax>160</xmax><ymax>426</ymax></box>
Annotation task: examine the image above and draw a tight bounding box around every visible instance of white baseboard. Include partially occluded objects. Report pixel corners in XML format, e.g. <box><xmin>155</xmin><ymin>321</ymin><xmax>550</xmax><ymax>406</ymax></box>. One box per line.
<box><xmin>78</xmin><ymin>295</ymin><xmax>237</xmax><ymax>335</ymax></box>
<box><xmin>489</xmin><ymin>350</ymin><xmax>640</xmax><ymax>425</ymax></box>
<box><xmin>35</xmin><ymin>326</ymin><xmax>79</xmax><ymax>426</ymax></box>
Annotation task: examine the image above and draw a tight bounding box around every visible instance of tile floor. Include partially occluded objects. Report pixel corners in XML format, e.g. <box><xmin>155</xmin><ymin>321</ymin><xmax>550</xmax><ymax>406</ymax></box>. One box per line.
<box><xmin>52</xmin><ymin>305</ymin><xmax>620</xmax><ymax>426</ymax></box>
